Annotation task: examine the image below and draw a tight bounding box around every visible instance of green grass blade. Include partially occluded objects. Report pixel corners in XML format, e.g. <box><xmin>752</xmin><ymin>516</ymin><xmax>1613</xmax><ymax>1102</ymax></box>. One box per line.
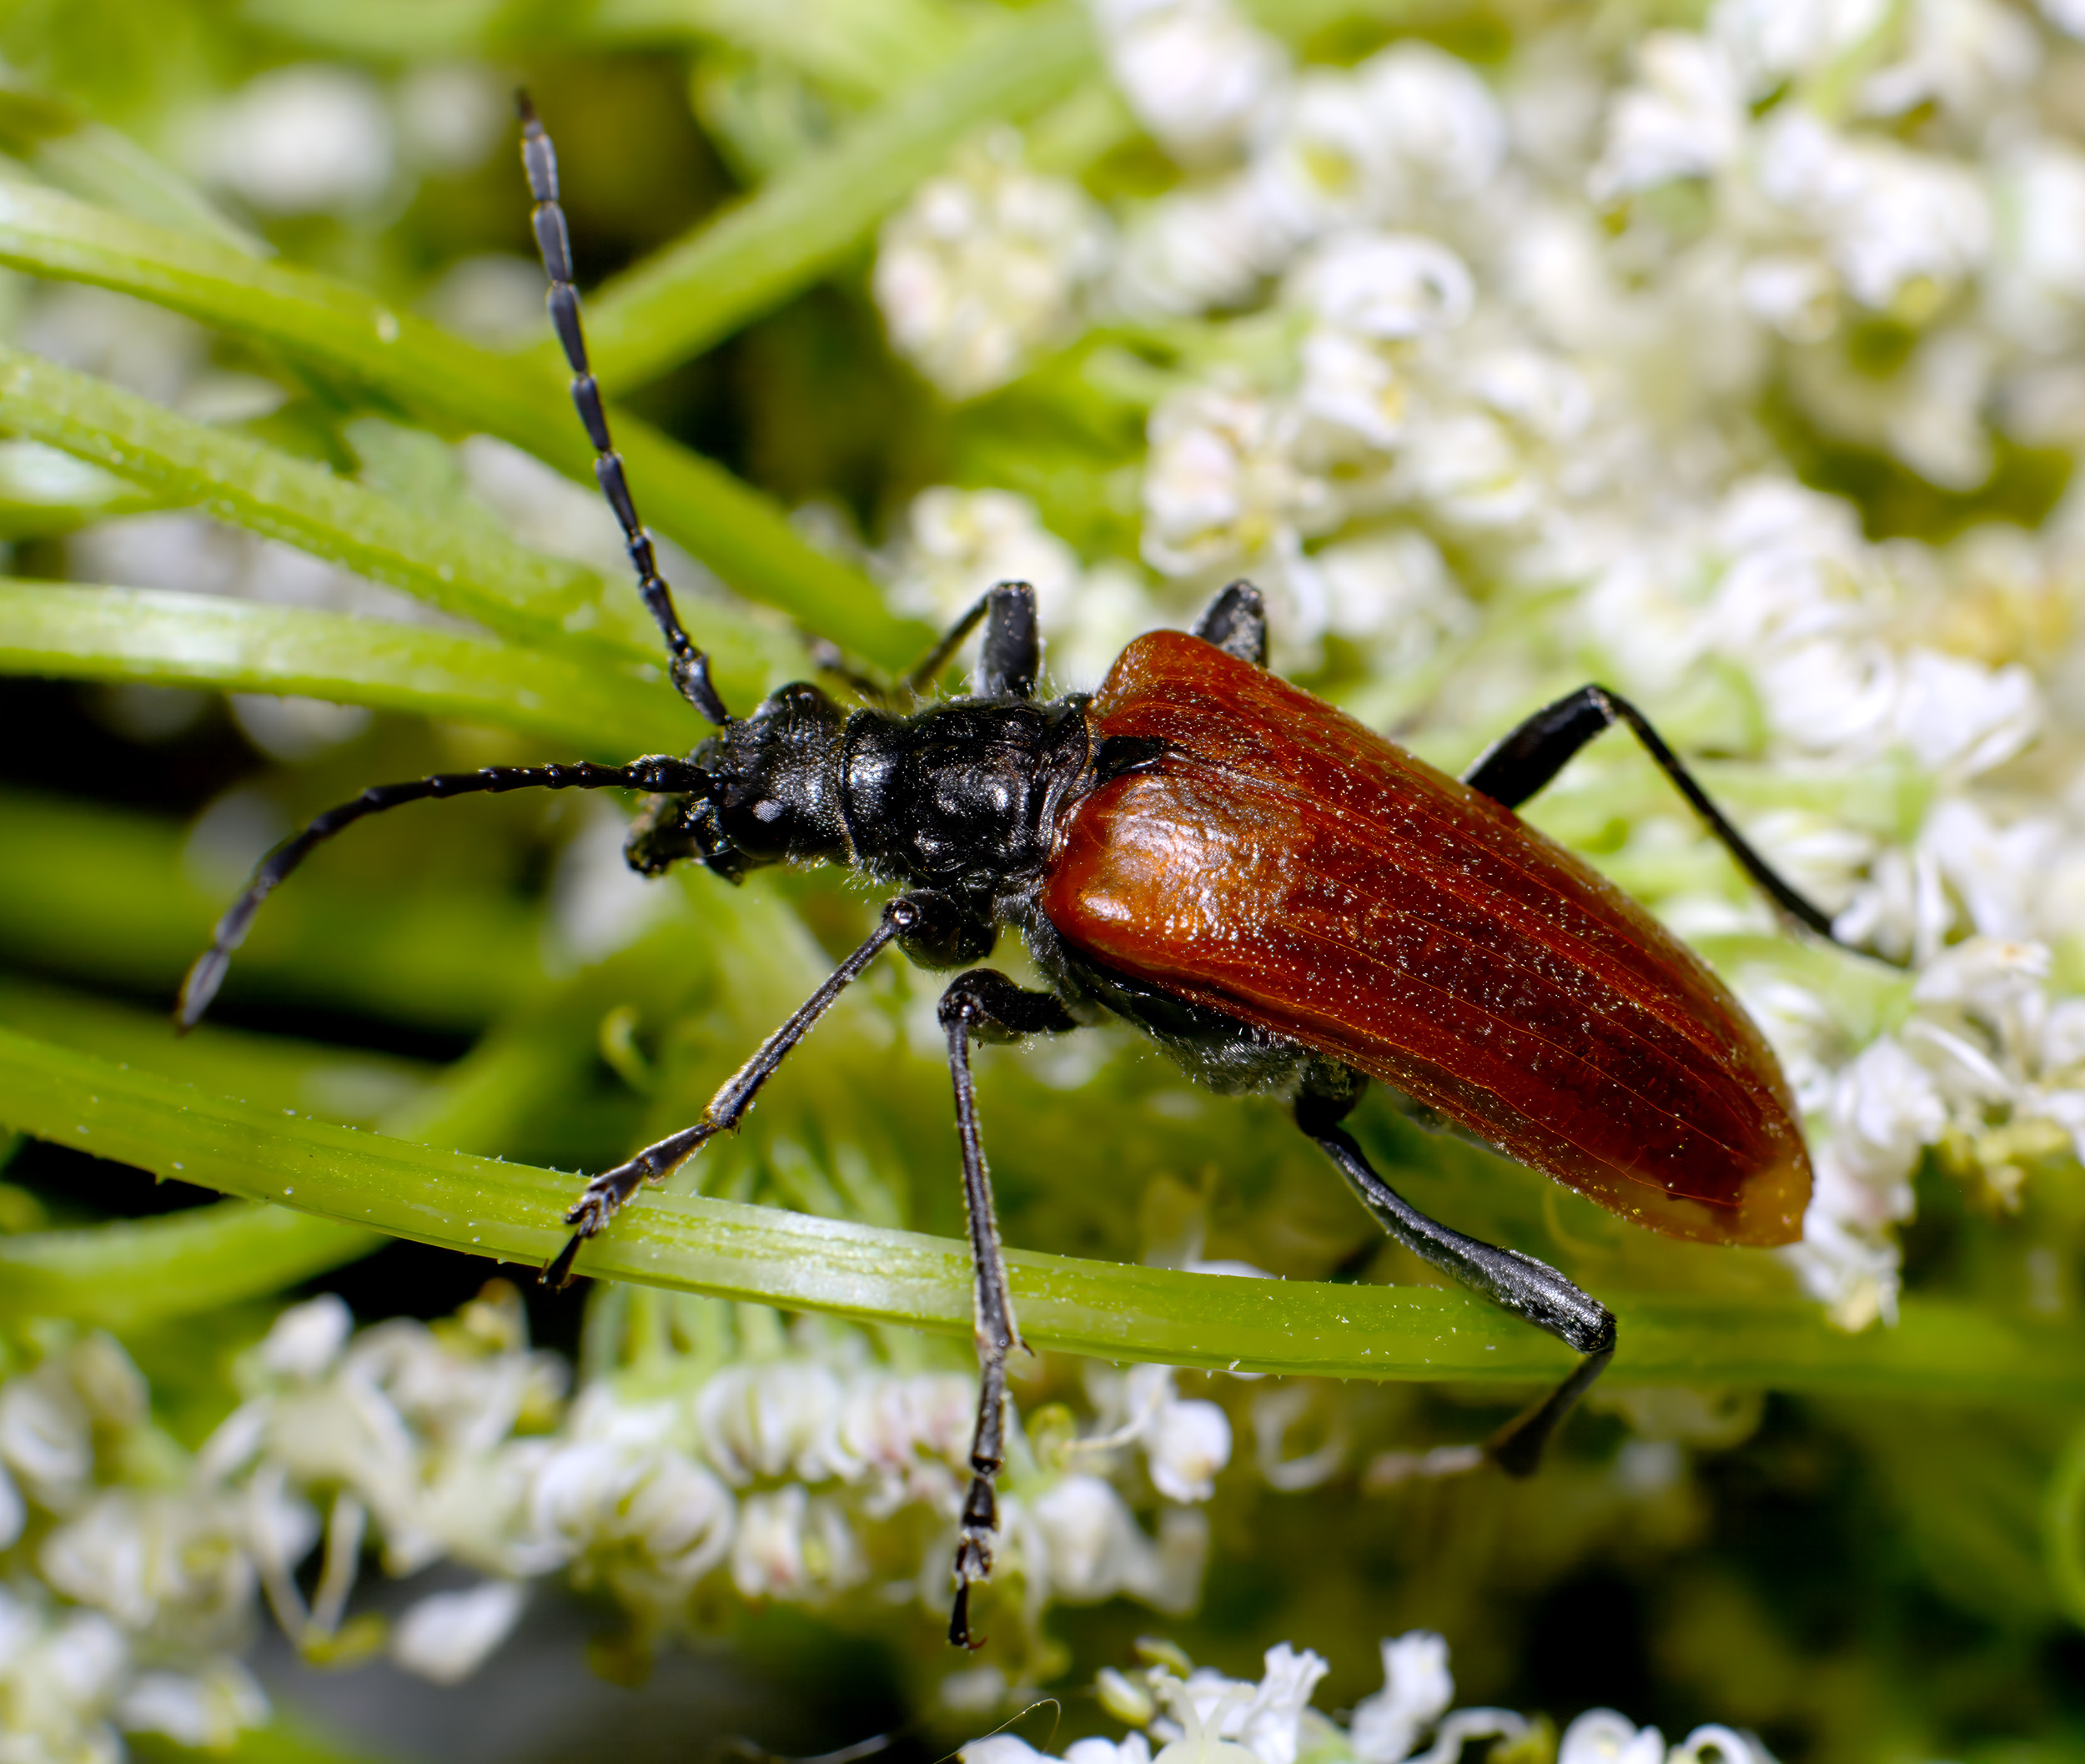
<box><xmin>0</xmin><ymin>180</ymin><xmax>921</xmax><ymax>665</ymax></box>
<box><xmin>574</xmin><ymin>3</ymin><xmax>1097</xmax><ymax>390</ymax></box>
<box><xmin>0</xmin><ymin>344</ymin><xmax>663</xmax><ymax>656</ymax></box>
<box><xmin>0</xmin><ymin>1201</ymin><xmax>378</xmax><ymax>1327</ymax></box>
<box><xmin>0</xmin><ymin>81</ymin><xmax>264</xmax><ymax>251</ymax></box>
<box><xmin>595</xmin><ymin>0</ymin><xmax>972</xmax><ymax>97</ymax></box>
<box><xmin>0</xmin><ymin>789</ymin><xmax>539</xmax><ymax>1029</ymax></box>
<box><xmin>0</xmin><ymin>976</ymin><xmax>435</xmax><ymax>1127</ymax></box>
<box><xmin>3</xmin><ymin>1023</ymin><xmax>2082</xmax><ymax>1399</ymax></box>
<box><xmin>249</xmin><ymin>0</ymin><xmax>971</xmax><ymax>97</ymax></box>
<box><xmin>0</xmin><ymin>436</ymin><xmax>168</xmax><ymax>537</ymax></box>
<box><xmin>0</xmin><ymin>580</ymin><xmax>703</xmax><ymax>754</ymax></box>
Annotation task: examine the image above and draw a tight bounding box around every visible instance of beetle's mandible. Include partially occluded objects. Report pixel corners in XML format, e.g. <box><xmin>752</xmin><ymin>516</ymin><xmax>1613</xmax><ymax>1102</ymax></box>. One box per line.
<box><xmin>176</xmin><ymin>98</ymin><xmax>1856</xmax><ymax>1651</ymax></box>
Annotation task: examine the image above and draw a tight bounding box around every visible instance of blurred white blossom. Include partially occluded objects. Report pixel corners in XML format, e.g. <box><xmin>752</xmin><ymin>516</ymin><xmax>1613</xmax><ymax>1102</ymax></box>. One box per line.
<box><xmin>960</xmin><ymin>1634</ymin><xmax>1767</xmax><ymax>1764</ymax></box>
<box><xmin>389</xmin><ymin>1581</ymin><xmax>530</xmax><ymax>1685</ymax></box>
<box><xmin>1349</xmin><ymin>1631</ymin><xmax>1454</xmax><ymax>1764</ymax></box>
<box><xmin>188</xmin><ymin>65</ymin><xmax>397</xmax><ymax>214</ymax></box>
<box><xmin>876</xmin><ymin>130</ymin><xmax>1112</xmax><ymax>398</ymax></box>
<box><xmin>1093</xmin><ymin>0</ymin><xmax>1287</xmax><ymax>165</ymax></box>
<box><xmin>0</xmin><ymin>1293</ymin><xmax>1248</xmax><ymax>1714</ymax></box>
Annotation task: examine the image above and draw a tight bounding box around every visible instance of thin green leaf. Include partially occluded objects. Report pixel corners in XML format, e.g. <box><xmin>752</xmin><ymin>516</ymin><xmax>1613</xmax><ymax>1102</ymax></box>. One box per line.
<box><xmin>249</xmin><ymin>0</ymin><xmax>972</xmax><ymax>98</ymax></box>
<box><xmin>574</xmin><ymin>3</ymin><xmax>1097</xmax><ymax>390</ymax></box>
<box><xmin>0</xmin><ymin>180</ymin><xmax>921</xmax><ymax>665</ymax></box>
<box><xmin>0</xmin><ymin>789</ymin><xmax>539</xmax><ymax>1030</ymax></box>
<box><xmin>0</xmin><ymin>975</ymin><xmax>435</xmax><ymax>1128</ymax></box>
<box><xmin>600</xmin><ymin>0</ymin><xmax>973</xmax><ymax>98</ymax></box>
<box><xmin>3</xmin><ymin>1023</ymin><xmax>2082</xmax><ymax>1398</ymax></box>
<box><xmin>0</xmin><ymin>1202</ymin><xmax>378</xmax><ymax>1327</ymax></box>
<box><xmin>0</xmin><ymin>344</ymin><xmax>804</xmax><ymax>712</ymax></box>
<box><xmin>234</xmin><ymin>0</ymin><xmax>502</xmax><ymax>58</ymax></box>
<box><xmin>0</xmin><ymin>81</ymin><xmax>264</xmax><ymax>252</ymax></box>
<box><xmin>0</xmin><ymin>435</ymin><xmax>164</xmax><ymax>536</ymax></box>
<box><xmin>0</xmin><ymin>344</ymin><xmax>633</xmax><ymax>646</ymax></box>
<box><xmin>0</xmin><ymin>580</ymin><xmax>703</xmax><ymax>754</ymax></box>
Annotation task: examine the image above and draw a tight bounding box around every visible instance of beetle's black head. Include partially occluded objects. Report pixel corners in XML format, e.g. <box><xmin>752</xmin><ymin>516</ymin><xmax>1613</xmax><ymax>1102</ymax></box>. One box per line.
<box><xmin>625</xmin><ymin>681</ymin><xmax>851</xmax><ymax>882</ymax></box>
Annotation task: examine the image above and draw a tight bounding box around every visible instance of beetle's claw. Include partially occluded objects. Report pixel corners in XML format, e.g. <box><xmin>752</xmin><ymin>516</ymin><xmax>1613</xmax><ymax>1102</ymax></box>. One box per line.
<box><xmin>947</xmin><ymin>1581</ymin><xmax>983</xmax><ymax>1651</ymax></box>
<box><xmin>540</xmin><ymin>1232</ymin><xmax>585</xmax><ymax>1289</ymax></box>
<box><xmin>544</xmin><ymin>1164</ymin><xmax>639</xmax><ymax>1288</ymax></box>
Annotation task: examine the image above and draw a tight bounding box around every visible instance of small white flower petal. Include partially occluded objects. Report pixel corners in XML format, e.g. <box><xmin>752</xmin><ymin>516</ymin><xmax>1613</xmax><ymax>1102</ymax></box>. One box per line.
<box><xmin>117</xmin><ymin>1662</ymin><xmax>269</xmax><ymax>1749</ymax></box>
<box><xmin>1557</xmin><ymin>1709</ymin><xmax>1666</xmax><ymax>1764</ymax></box>
<box><xmin>389</xmin><ymin>1580</ymin><xmax>529</xmax><ymax>1686</ymax></box>
<box><xmin>259</xmin><ymin>1294</ymin><xmax>354</xmax><ymax>1381</ymax></box>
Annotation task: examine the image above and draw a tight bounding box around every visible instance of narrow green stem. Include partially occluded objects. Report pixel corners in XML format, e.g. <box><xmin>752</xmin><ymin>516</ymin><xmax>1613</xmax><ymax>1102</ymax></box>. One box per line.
<box><xmin>590</xmin><ymin>0</ymin><xmax>972</xmax><ymax>97</ymax></box>
<box><xmin>0</xmin><ymin>81</ymin><xmax>263</xmax><ymax>249</ymax></box>
<box><xmin>0</xmin><ymin>976</ymin><xmax>435</xmax><ymax>1126</ymax></box>
<box><xmin>0</xmin><ymin>344</ymin><xmax>706</xmax><ymax>666</ymax></box>
<box><xmin>0</xmin><ymin>789</ymin><xmax>540</xmax><ymax>1029</ymax></box>
<box><xmin>575</xmin><ymin>4</ymin><xmax>1097</xmax><ymax>390</ymax></box>
<box><xmin>2049</xmin><ymin>1417</ymin><xmax>2085</xmax><ymax>1628</ymax></box>
<box><xmin>2</xmin><ymin>1024</ymin><xmax>2081</xmax><ymax>1397</ymax></box>
<box><xmin>0</xmin><ymin>580</ymin><xmax>713</xmax><ymax>754</ymax></box>
<box><xmin>0</xmin><ymin>181</ymin><xmax>921</xmax><ymax>665</ymax></box>
<box><xmin>0</xmin><ymin>1202</ymin><xmax>378</xmax><ymax>1327</ymax></box>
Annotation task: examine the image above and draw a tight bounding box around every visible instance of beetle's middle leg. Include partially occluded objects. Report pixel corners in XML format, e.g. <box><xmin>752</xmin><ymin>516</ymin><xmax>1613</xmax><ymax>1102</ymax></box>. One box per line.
<box><xmin>811</xmin><ymin>580</ymin><xmax>1040</xmax><ymax>706</ymax></box>
<box><xmin>937</xmin><ymin>967</ymin><xmax>1079</xmax><ymax>1648</ymax></box>
<box><xmin>1460</xmin><ymin>684</ymin><xmax>1849</xmax><ymax>947</ymax></box>
<box><xmin>1295</xmin><ymin>1078</ymin><xmax>1615</xmax><ymax>1477</ymax></box>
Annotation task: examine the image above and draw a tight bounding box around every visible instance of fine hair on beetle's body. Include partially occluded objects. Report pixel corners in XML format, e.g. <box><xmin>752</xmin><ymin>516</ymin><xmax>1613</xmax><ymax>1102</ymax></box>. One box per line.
<box><xmin>176</xmin><ymin>98</ymin><xmax>1864</xmax><ymax>1651</ymax></box>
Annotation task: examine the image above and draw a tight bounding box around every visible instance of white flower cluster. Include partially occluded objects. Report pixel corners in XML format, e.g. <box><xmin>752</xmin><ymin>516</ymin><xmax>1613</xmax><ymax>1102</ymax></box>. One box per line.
<box><xmin>0</xmin><ymin>1289</ymin><xmax>1235</xmax><ymax>1727</ymax></box>
<box><xmin>965</xmin><ymin>1631</ymin><xmax>1769</xmax><ymax>1764</ymax></box>
<box><xmin>1756</xmin><ymin>935</ymin><xmax>2085</xmax><ymax>1325</ymax></box>
<box><xmin>875</xmin><ymin>128</ymin><xmax>1113</xmax><ymax>399</ymax></box>
<box><xmin>0</xmin><ymin>1330</ymin><xmax>271</xmax><ymax>1758</ymax></box>
<box><xmin>181</xmin><ymin>60</ymin><xmax>505</xmax><ymax>216</ymax></box>
<box><xmin>868</xmin><ymin>0</ymin><xmax>2085</xmax><ymax>1327</ymax></box>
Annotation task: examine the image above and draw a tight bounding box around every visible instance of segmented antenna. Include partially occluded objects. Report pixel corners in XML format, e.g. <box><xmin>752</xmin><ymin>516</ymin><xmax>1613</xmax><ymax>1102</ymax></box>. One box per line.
<box><xmin>516</xmin><ymin>93</ymin><xmax>731</xmax><ymax>726</ymax></box>
<box><xmin>175</xmin><ymin>756</ymin><xmax>706</xmax><ymax>1031</ymax></box>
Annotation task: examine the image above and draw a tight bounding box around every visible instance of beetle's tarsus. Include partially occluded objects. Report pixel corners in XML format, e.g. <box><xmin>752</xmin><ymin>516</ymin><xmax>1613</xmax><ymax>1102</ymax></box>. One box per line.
<box><xmin>1192</xmin><ymin>580</ymin><xmax>1270</xmax><ymax>667</ymax></box>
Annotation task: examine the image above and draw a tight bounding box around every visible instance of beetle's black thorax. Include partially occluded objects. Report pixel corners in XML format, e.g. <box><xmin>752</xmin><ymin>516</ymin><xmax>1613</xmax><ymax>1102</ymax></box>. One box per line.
<box><xmin>842</xmin><ymin>696</ymin><xmax>1090</xmax><ymax>894</ymax></box>
<box><xmin>642</xmin><ymin>682</ymin><xmax>1092</xmax><ymax>906</ymax></box>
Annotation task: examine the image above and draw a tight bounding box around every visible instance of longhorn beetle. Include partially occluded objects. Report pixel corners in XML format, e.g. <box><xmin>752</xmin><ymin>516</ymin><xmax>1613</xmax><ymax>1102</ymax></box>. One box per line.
<box><xmin>178</xmin><ymin>98</ymin><xmax>1853</xmax><ymax>1651</ymax></box>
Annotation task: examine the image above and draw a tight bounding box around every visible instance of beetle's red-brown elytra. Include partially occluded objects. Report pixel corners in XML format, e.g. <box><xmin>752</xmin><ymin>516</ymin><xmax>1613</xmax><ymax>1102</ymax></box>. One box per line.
<box><xmin>1042</xmin><ymin>631</ymin><xmax>1811</xmax><ymax>1248</ymax></box>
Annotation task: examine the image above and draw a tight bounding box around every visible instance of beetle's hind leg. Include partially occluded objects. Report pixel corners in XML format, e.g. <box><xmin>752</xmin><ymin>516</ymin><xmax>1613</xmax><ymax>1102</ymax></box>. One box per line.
<box><xmin>1461</xmin><ymin>684</ymin><xmax>1852</xmax><ymax>949</ymax></box>
<box><xmin>1295</xmin><ymin>1082</ymin><xmax>1615</xmax><ymax>1477</ymax></box>
<box><xmin>937</xmin><ymin>967</ymin><xmax>1079</xmax><ymax>1648</ymax></box>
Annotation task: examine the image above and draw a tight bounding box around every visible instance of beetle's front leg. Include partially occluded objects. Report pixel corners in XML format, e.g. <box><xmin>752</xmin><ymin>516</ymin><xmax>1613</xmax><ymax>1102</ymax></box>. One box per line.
<box><xmin>937</xmin><ymin>967</ymin><xmax>1079</xmax><ymax>1648</ymax></box>
<box><xmin>545</xmin><ymin>892</ymin><xmax>956</xmax><ymax>1285</ymax></box>
<box><xmin>1296</xmin><ymin>1082</ymin><xmax>1615</xmax><ymax>1476</ymax></box>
